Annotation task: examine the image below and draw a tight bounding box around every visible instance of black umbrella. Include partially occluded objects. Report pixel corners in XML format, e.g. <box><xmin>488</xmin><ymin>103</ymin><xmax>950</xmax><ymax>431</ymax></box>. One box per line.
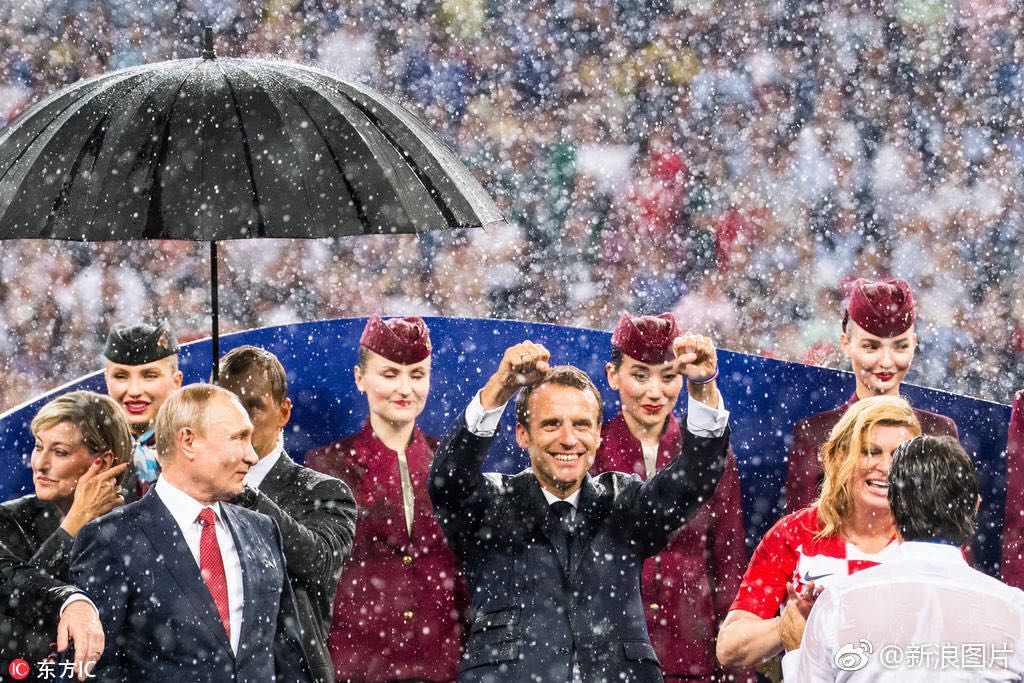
<box><xmin>0</xmin><ymin>28</ymin><xmax>502</xmax><ymax>377</ymax></box>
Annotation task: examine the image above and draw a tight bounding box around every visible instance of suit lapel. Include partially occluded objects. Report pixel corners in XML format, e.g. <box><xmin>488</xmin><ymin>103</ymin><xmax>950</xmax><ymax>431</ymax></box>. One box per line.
<box><xmin>221</xmin><ymin>504</ymin><xmax>256</xmax><ymax>652</ymax></box>
<box><xmin>257</xmin><ymin>450</ymin><xmax>296</xmax><ymax>499</ymax></box>
<box><xmin>509</xmin><ymin>473</ymin><xmax>573</xmax><ymax>576</ymax></box>
<box><xmin>137</xmin><ymin>491</ymin><xmax>233</xmax><ymax>655</ymax></box>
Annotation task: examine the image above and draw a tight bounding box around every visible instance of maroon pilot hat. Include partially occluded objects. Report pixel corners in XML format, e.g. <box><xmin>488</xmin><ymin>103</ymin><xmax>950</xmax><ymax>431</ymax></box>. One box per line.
<box><xmin>611</xmin><ymin>312</ymin><xmax>681</xmax><ymax>365</ymax></box>
<box><xmin>359</xmin><ymin>315</ymin><xmax>432</xmax><ymax>364</ymax></box>
<box><xmin>842</xmin><ymin>278</ymin><xmax>916</xmax><ymax>338</ymax></box>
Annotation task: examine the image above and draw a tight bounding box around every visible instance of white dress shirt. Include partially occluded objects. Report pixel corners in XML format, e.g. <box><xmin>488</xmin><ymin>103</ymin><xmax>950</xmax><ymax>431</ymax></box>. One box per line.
<box><xmin>464</xmin><ymin>389</ymin><xmax>729</xmax><ymax>438</ymax></box>
<box><xmin>784</xmin><ymin>541</ymin><xmax>1024</xmax><ymax>682</ymax></box>
<box><xmin>245</xmin><ymin>434</ymin><xmax>284</xmax><ymax>489</ymax></box>
<box><xmin>154</xmin><ymin>478</ymin><xmax>245</xmax><ymax>654</ymax></box>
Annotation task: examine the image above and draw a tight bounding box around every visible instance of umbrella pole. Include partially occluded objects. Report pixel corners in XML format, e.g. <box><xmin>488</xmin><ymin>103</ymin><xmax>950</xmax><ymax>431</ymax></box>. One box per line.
<box><xmin>211</xmin><ymin>240</ymin><xmax>220</xmax><ymax>383</ymax></box>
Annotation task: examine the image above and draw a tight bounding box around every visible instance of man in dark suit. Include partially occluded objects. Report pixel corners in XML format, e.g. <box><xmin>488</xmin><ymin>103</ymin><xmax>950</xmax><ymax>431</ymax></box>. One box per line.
<box><xmin>1</xmin><ymin>550</ymin><xmax>104</xmax><ymax>681</ymax></box>
<box><xmin>428</xmin><ymin>335</ymin><xmax>730</xmax><ymax>682</ymax></box>
<box><xmin>217</xmin><ymin>345</ymin><xmax>357</xmax><ymax>683</ymax></box>
<box><xmin>69</xmin><ymin>384</ymin><xmax>311</xmax><ymax>682</ymax></box>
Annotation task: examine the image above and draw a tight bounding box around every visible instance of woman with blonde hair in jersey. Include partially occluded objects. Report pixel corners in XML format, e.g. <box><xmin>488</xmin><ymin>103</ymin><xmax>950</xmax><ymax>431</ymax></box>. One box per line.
<box><xmin>717</xmin><ymin>395</ymin><xmax>922</xmax><ymax>670</ymax></box>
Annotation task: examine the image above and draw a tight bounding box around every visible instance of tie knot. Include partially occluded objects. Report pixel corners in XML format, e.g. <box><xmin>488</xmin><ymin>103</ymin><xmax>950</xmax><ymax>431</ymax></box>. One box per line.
<box><xmin>551</xmin><ymin>500</ymin><xmax>574</xmax><ymax>521</ymax></box>
<box><xmin>197</xmin><ymin>507</ymin><xmax>217</xmax><ymax>527</ymax></box>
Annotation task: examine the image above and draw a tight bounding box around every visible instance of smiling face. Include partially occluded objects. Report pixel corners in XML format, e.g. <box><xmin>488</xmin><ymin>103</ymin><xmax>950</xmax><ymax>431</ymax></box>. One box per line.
<box><xmin>354</xmin><ymin>350</ymin><xmax>430</xmax><ymax>429</ymax></box>
<box><xmin>851</xmin><ymin>423</ymin><xmax>917</xmax><ymax>516</ymax></box>
<box><xmin>104</xmin><ymin>356</ymin><xmax>183</xmax><ymax>435</ymax></box>
<box><xmin>516</xmin><ymin>383</ymin><xmax>602</xmax><ymax>498</ymax></box>
<box><xmin>606</xmin><ymin>354</ymin><xmax>683</xmax><ymax>434</ymax></box>
<box><xmin>840</xmin><ymin>321</ymin><xmax>916</xmax><ymax>398</ymax></box>
<box><xmin>31</xmin><ymin>421</ymin><xmax>107</xmax><ymax>507</ymax></box>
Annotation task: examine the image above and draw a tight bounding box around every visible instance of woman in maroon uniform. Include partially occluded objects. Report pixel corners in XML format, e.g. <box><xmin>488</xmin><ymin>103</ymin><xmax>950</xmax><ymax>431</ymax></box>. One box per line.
<box><xmin>784</xmin><ymin>278</ymin><xmax>958</xmax><ymax>513</ymax></box>
<box><xmin>305</xmin><ymin>316</ymin><xmax>465</xmax><ymax>683</ymax></box>
<box><xmin>590</xmin><ymin>313</ymin><xmax>754</xmax><ymax>682</ymax></box>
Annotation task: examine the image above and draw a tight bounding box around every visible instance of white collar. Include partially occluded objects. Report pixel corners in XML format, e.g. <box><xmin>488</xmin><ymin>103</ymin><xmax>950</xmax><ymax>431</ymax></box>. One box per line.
<box><xmin>542</xmin><ymin>487</ymin><xmax>582</xmax><ymax>509</ymax></box>
<box><xmin>154</xmin><ymin>476</ymin><xmax>223</xmax><ymax>529</ymax></box>
<box><xmin>245</xmin><ymin>434</ymin><xmax>284</xmax><ymax>489</ymax></box>
<box><xmin>896</xmin><ymin>540</ymin><xmax>968</xmax><ymax>564</ymax></box>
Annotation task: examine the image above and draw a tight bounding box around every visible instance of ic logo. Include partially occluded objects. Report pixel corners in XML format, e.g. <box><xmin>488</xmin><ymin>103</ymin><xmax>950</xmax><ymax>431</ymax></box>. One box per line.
<box><xmin>834</xmin><ymin>639</ymin><xmax>872</xmax><ymax>671</ymax></box>
<box><xmin>8</xmin><ymin>658</ymin><xmax>30</xmax><ymax>680</ymax></box>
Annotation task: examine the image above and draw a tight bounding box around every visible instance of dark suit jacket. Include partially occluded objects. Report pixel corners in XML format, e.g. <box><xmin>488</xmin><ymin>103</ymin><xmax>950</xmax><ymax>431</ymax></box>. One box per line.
<box><xmin>0</xmin><ymin>495</ymin><xmax>79</xmax><ymax>666</ymax></box>
<box><xmin>0</xmin><ymin>539</ymin><xmax>84</xmax><ymax>672</ymax></box>
<box><xmin>235</xmin><ymin>450</ymin><xmax>356</xmax><ymax>683</ymax></box>
<box><xmin>428</xmin><ymin>412</ymin><xmax>728</xmax><ymax>683</ymax></box>
<box><xmin>69</xmin><ymin>489</ymin><xmax>312</xmax><ymax>682</ymax></box>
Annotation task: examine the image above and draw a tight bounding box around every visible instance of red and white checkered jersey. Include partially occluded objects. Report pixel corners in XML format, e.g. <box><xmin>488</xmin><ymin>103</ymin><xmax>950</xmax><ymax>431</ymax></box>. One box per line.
<box><xmin>730</xmin><ymin>506</ymin><xmax>899</xmax><ymax>619</ymax></box>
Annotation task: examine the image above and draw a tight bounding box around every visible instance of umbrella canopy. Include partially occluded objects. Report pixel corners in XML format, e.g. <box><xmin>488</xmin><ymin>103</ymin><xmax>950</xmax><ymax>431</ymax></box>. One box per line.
<box><xmin>0</xmin><ymin>30</ymin><xmax>502</xmax><ymax>378</ymax></box>
<box><xmin>0</xmin><ymin>34</ymin><xmax>501</xmax><ymax>240</ymax></box>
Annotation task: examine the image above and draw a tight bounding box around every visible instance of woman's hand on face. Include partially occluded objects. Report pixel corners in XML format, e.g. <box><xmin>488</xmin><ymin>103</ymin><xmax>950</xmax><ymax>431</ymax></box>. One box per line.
<box><xmin>61</xmin><ymin>460</ymin><xmax>129</xmax><ymax>537</ymax></box>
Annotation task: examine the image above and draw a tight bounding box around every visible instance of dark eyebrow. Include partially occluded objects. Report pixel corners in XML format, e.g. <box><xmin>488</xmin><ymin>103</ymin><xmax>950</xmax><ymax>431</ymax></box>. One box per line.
<box><xmin>538</xmin><ymin>417</ymin><xmax>561</xmax><ymax>428</ymax></box>
<box><xmin>572</xmin><ymin>418</ymin><xmax>593</xmax><ymax>428</ymax></box>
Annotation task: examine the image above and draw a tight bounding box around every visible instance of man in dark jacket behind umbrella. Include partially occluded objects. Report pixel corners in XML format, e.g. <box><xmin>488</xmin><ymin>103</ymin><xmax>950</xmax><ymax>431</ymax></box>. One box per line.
<box><xmin>428</xmin><ymin>335</ymin><xmax>729</xmax><ymax>682</ymax></box>
<box><xmin>217</xmin><ymin>345</ymin><xmax>356</xmax><ymax>683</ymax></box>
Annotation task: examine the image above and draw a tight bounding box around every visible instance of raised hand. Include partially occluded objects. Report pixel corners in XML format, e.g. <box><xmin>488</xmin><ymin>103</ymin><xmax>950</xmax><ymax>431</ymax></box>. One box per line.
<box><xmin>671</xmin><ymin>333</ymin><xmax>720</xmax><ymax>406</ymax></box>
<box><xmin>60</xmin><ymin>461</ymin><xmax>129</xmax><ymax>538</ymax></box>
<box><xmin>480</xmin><ymin>341</ymin><xmax>551</xmax><ymax>410</ymax></box>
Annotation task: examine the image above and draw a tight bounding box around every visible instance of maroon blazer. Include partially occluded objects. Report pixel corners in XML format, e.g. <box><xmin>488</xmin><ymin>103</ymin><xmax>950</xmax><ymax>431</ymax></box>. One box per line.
<box><xmin>591</xmin><ymin>413</ymin><xmax>754</xmax><ymax>682</ymax></box>
<box><xmin>1002</xmin><ymin>391</ymin><xmax>1024</xmax><ymax>588</ymax></box>
<box><xmin>306</xmin><ymin>423</ymin><xmax>466</xmax><ymax>682</ymax></box>
<box><xmin>784</xmin><ymin>393</ymin><xmax>960</xmax><ymax>514</ymax></box>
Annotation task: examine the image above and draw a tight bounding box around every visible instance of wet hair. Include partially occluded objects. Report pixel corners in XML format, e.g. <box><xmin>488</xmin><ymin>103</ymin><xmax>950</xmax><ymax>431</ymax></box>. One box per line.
<box><xmin>154</xmin><ymin>384</ymin><xmax>237</xmax><ymax>462</ymax></box>
<box><xmin>514</xmin><ymin>365</ymin><xmax>603</xmax><ymax>429</ymax></box>
<box><xmin>889</xmin><ymin>435</ymin><xmax>978</xmax><ymax>545</ymax></box>
<box><xmin>31</xmin><ymin>391</ymin><xmax>133</xmax><ymax>475</ymax></box>
<box><xmin>218</xmin><ymin>345</ymin><xmax>288</xmax><ymax>404</ymax></box>
<box><xmin>815</xmin><ymin>395</ymin><xmax>921</xmax><ymax>539</ymax></box>
<box><xmin>609</xmin><ymin>347</ymin><xmax>624</xmax><ymax>370</ymax></box>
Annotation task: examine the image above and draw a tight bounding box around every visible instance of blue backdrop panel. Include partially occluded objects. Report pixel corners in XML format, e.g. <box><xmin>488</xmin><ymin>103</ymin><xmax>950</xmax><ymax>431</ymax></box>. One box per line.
<box><xmin>0</xmin><ymin>318</ymin><xmax>1011</xmax><ymax>575</ymax></box>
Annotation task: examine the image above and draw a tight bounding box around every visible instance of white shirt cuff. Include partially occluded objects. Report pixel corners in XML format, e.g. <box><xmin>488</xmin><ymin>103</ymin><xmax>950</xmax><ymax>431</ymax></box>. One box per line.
<box><xmin>59</xmin><ymin>593</ymin><xmax>97</xmax><ymax>616</ymax></box>
<box><xmin>465</xmin><ymin>391</ymin><xmax>508</xmax><ymax>437</ymax></box>
<box><xmin>781</xmin><ymin>648</ymin><xmax>801</xmax><ymax>681</ymax></box>
<box><xmin>686</xmin><ymin>392</ymin><xmax>729</xmax><ymax>437</ymax></box>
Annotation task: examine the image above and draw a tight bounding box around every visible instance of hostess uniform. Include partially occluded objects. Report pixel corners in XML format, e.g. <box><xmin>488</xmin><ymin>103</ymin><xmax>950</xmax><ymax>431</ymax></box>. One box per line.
<box><xmin>591</xmin><ymin>313</ymin><xmax>754</xmax><ymax>683</ymax></box>
<box><xmin>305</xmin><ymin>316</ymin><xmax>466</xmax><ymax>682</ymax></box>
<box><xmin>783</xmin><ymin>279</ymin><xmax>958</xmax><ymax>513</ymax></box>
<box><xmin>104</xmin><ymin>321</ymin><xmax>179</xmax><ymax>489</ymax></box>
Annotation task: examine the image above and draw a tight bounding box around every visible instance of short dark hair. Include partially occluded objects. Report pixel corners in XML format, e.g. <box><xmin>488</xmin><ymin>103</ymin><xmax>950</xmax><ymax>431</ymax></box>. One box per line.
<box><xmin>888</xmin><ymin>435</ymin><xmax>978</xmax><ymax>545</ymax></box>
<box><xmin>514</xmin><ymin>365</ymin><xmax>603</xmax><ymax>429</ymax></box>
<box><xmin>609</xmin><ymin>347</ymin><xmax>624</xmax><ymax>370</ymax></box>
<box><xmin>218</xmin><ymin>345</ymin><xmax>288</xmax><ymax>404</ymax></box>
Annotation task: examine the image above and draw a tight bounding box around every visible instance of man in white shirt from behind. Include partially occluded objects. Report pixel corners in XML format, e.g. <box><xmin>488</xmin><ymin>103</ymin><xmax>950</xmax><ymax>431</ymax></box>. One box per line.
<box><xmin>784</xmin><ymin>435</ymin><xmax>1024</xmax><ymax>682</ymax></box>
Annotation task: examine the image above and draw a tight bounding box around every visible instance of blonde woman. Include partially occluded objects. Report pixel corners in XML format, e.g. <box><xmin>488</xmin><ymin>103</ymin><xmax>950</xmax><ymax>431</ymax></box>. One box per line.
<box><xmin>0</xmin><ymin>391</ymin><xmax>132</xmax><ymax>663</ymax></box>
<box><xmin>717</xmin><ymin>395</ymin><xmax>922</xmax><ymax>669</ymax></box>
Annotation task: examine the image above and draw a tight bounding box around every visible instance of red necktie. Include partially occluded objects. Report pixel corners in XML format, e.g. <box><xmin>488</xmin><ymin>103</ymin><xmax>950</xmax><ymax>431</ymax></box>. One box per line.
<box><xmin>197</xmin><ymin>507</ymin><xmax>231</xmax><ymax>638</ymax></box>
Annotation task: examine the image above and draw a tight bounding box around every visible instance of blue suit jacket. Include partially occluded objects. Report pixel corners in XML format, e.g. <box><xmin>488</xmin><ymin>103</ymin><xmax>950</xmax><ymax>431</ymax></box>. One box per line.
<box><xmin>428</xmin><ymin>413</ymin><xmax>729</xmax><ymax>682</ymax></box>
<box><xmin>69</xmin><ymin>489</ymin><xmax>311</xmax><ymax>682</ymax></box>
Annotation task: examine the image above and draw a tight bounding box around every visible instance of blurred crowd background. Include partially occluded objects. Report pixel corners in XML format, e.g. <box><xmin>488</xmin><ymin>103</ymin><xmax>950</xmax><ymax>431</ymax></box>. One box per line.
<box><xmin>0</xmin><ymin>0</ymin><xmax>1022</xmax><ymax>411</ymax></box>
